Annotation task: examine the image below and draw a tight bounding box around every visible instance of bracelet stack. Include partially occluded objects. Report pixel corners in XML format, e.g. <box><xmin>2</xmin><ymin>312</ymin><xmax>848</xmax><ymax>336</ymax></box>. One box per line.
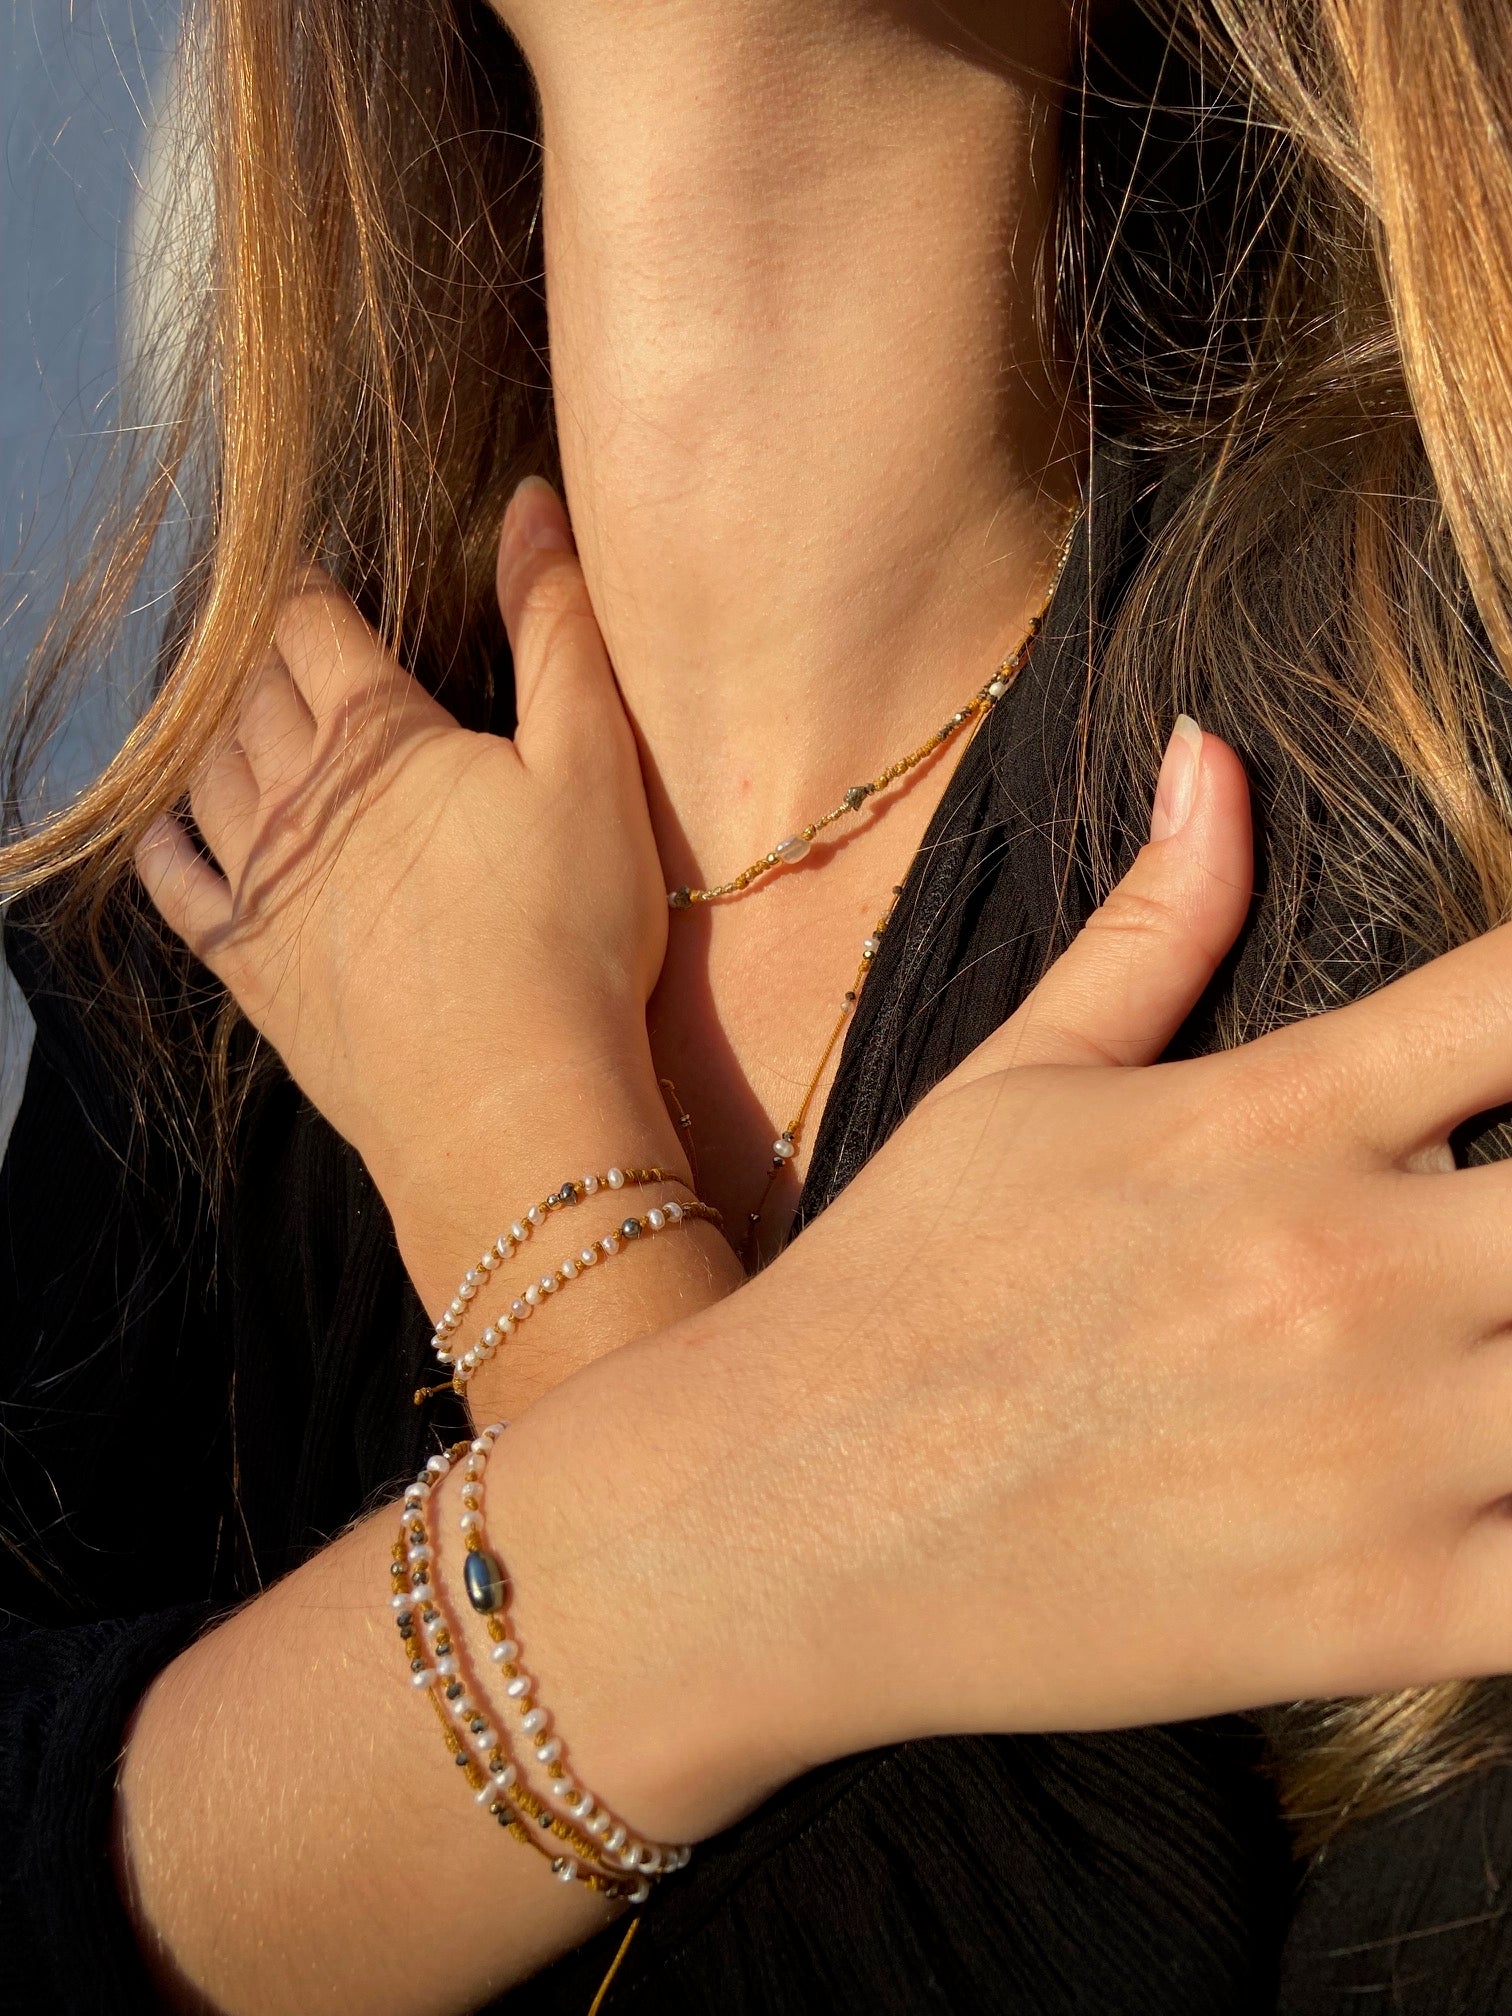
<box><xmin>416</xmin><ymin>1167</ymin><xmax>723</xmax><ymax>1405</ymax></box>
<box><xmin>392</xmin><ymin>1428</ymin><xmax>692</xmax><ymax>1903</ymax></box>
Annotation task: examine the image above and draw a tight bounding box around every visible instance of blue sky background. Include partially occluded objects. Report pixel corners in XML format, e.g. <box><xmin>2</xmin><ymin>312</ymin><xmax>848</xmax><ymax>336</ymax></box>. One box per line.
<box><xmin>1</xmin><ymin>0</ymin><xmax>179</xmax><ymax>766</ymax></box>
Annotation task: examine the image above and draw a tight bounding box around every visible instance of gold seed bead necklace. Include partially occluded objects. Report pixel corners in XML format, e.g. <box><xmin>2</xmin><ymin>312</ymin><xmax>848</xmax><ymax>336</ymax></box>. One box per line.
<box><xmin>665</xmin><ymin>519</ymin><xmax>1077</xmax><ymax>913</ymax></box>
<box><xmin>667</xmin><ymin>513</ymin><xmax>1081</xmax><ymax>1267</ymax></box>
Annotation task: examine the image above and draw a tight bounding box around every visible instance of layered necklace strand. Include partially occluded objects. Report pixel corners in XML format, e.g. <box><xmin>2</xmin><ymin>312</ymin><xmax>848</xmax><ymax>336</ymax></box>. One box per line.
<box><xmin>666</xmin><ymin>516</ymin><xmax>1080</xmax><ymax>1268</ymax></box>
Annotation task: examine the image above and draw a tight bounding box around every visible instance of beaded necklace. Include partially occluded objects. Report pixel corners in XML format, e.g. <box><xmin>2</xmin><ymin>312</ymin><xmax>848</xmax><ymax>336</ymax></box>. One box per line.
<box><xmin>664</xmin><ymin>515</ymin><xmax>1080</xmax><ymax>1268</ymax></box>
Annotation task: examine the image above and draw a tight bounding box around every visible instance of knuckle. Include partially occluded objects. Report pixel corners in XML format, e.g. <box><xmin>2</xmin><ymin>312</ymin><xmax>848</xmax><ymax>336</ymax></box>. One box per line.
<box><xmin>1244</xmin><ymin>1198</ymin><xmax>1373</xmax><ymax>1343</ymax></box>
<box><xmin>1084</xmin><ymin>879</ymin><xmax>1188</xmax><ymax>948</ymax></box>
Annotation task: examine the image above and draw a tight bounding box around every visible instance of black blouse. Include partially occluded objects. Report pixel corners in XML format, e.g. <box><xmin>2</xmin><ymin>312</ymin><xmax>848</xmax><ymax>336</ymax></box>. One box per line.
<box><xmin>5</xmin><ymin>445</ymin><xmax>1512</xmax><ymax>2014</ymax></box>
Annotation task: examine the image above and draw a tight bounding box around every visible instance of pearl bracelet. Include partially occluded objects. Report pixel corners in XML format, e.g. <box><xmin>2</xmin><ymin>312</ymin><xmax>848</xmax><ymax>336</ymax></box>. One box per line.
<box><xmin>416</xmin><ymin>1187</ymin><xmax>724</xmax><ymax>1405</ymax></box>
<box><xmin>430</xmin><ymin>1167</ymin><xmax>679</xmax><ymax>1353</ymax></box>
<box><xmin>454</xmin><ymin>1427</ymin><xmax>693</xmax><ymax>1880</ymax></box>
<box><xmin>392</xmin><ymin>1434</ymin><xmax>651</xmax><ymax>1900</ymax></box>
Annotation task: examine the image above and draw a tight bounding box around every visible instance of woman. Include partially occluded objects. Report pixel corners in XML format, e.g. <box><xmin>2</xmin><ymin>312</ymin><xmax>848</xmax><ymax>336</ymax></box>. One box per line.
<box><xmin>6</xmin><ymin>0</ymin><xmax>1512</xmax><ymax>2009</ymax></box>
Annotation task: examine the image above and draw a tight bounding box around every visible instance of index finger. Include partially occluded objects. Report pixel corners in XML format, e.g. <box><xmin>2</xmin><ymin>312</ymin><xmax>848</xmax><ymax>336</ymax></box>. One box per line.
<box><xmin>272</xmin><ymin>570</ymin><xmax>401</xmax><ymax>726</ymax></box>
<box><xmin>1282</xmin><ymin>920</ymin><xmax>1512</xmax><ymax>1155</ymax></box>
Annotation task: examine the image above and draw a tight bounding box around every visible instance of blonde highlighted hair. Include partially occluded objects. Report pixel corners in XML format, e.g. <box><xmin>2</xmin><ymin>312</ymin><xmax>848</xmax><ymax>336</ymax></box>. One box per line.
<box><xmin>7</xmin><ymin>0</ymin><xmax>1512</xmax><ymax>1846</ymax></box>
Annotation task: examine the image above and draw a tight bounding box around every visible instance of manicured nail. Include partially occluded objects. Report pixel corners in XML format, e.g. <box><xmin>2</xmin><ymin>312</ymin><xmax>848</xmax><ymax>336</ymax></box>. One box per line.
<box><xmin>1149</xmin><ymin>714</ymin><xmax>1203</xmax><ymax>843</ymax></box>
<box><xmin>508</xmin><ymin>476</ymin><xmax>574</xmax><ymax>554</ymax></box>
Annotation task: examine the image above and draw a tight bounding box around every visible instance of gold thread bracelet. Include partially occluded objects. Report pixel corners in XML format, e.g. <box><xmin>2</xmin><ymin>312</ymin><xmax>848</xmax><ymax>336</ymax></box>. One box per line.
<box><xmin>430</xmin><ymin>1167</ymin><xmax>682</xmax><ymax>1353</ymax></box>
<box><xmin>392</xmin><ymin>1436</ymin><xmax>647</xmax><ymax>1901</ymax></box>
<box><xmin>417</xmin><ymin>1192</ymin><xmax>724</xmax><ymax>1406</ymax></box>
<box><xmin>455</xmin><ymin>1426</ymin><xmax>693</xmax><ymax>1882</ymax></box>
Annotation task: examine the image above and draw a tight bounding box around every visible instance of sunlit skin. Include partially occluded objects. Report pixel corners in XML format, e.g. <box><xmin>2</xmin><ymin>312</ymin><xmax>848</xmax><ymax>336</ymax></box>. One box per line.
<box><xmin>112</xmin><ymin>6</ymin><xmax>1512</xmax><ymax>2013</ymax></box>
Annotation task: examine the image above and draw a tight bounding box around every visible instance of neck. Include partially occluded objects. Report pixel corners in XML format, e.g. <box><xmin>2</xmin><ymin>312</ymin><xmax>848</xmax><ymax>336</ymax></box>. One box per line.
<box><xmin>505</xmin><ymin>1</ymin><xmax>1082</xmax><ymax>885</ymax></box>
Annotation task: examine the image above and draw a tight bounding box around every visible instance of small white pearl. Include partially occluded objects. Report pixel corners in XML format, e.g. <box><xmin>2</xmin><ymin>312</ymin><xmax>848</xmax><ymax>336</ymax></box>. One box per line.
<box><xmin>448</xmin><ymin>1298</ymin><xmax>464</xmax><ymax>1320</ymax></box>
<box><xmin>435</xmin><ymin>1655</ymin><xmax>458</xmax><ymax>1679</ymax></box>
<box><xmin>511</xmin><ymin>1299</ymin><xmax>530</xmax><ymax>1322</ymax></box>
<box><xmin>470</xmin><ymin>1438</ymin><xmax>489</xmax><ymax>1454</ymax></box>
<box><xmin>863</xmin><ymin>935</ymin><xmax>880</xmax><ymax>958</ymax></box>
<box><xmin>606</xmin><ymin>1167</ymin><xmax>625</xmax><ymax>1189</ymax></box>
<box><xmin>535</xmin><ymin>1737</ymin><xmax>562</xmax><ymax>1765</ymax></box>
<box><xmin>459</xmin><ymin>1511</ymin><xmax>481</xmax><ymax>1533</ymax></box>
<box><xmin>561</xmin><ymin>1258</ymin><xmax>578</xmax><ymax>1280</ymax></box>
<box><xmin>505</xmin><ymin>1675</ymin><xmax>531</xmax><ymax>1699</ymax></box>
<box><xmin>411</xmin><ymin>1669</ymin><xmax>433</xmax><ymax>1689</ymax></box>
<box><xmin>620</xmin><ymin>1844</ymin><xmax>644</xmax><ymax>1870</ymax></box>
<box><xmin>494</xmin><ymin>1235</ymin><xmax>512</xmax><ymax>1259</ymax></box>
<box><xmin>665</xmin><ymin>1200</ymin><xmax>683</xmax><ymax>1222</ymax></box>
<box><xmin>775</xmin><ymin>833</ymin><xmax>811</xmax><ymax>863</ymax></box>
<box><xmin>554</xmin><ymin>1859</ymin><xmax>577</xmax><ymax>1884</ymax></box>
<box><xmin>472</xmin><ymin>1726</ymin><xmax>497</xmax><ymax>1753</ymax></box>
<box><xmin>539</xmin><ymin>1273</ymin><xmax>559</xmax><ymax>1295</ymax></box>
<box><xmin>587</xmin><ymin>1811</ymin><xmax>612</xmax><ymax>1837</ymax></box>
<box><xmin>523</xmin><ymin>1283</ymin><xmax>542</xmax><ymax>1307</ymax></box>
<box><xmin>390</xmin><ymin>1592</ymin><xmax>412</xmax><ymax>1612</ymax></box>
<box><xmin>480</xmin><ymin>1327</ymin><xmax>497</xmax><ymax>1349</ymax></box>
<box><xmin>485</xmin><ymin>1422</ymin><xmax>505</xmax><ymax>1438</ymax></box>
<box><xmin>527</xmin><ymin>1204</ymin><xmax>546</xmax><ymax>1228</ymax></box>
<box><xmin>773</xmin><ymin>1136</ymin><xmax>795</xmax><ymax>1161</ymax></box>
<box><xmin>642</xmin><ymin>1849</ymin><xmax>663</xmax><ymax>1875</ymax></box>
<box><xmin>426</xmin><ymin>1455</ymin><xmax>450</xmax><ymax>1476</ymax></box>
<box><xmin>647</xmin><ymin>1207</ymin><xmax>666</xmax><ymax>1233</ymax></box>
<box><xmin>480</xmin><ymin>1251</ymin><xmax>498</xmax><ymax>1272</ymax></box>
<box><xmin>476</xmin><ymin>1783</ymin><xmax>500</xmax><ymax>1806</ymax></box>
<box><xmin>580</xmin><ymin>1247</ymin><xmax>598</xmax><ymax>1269</ymax></box>
<box><xmin>434</xmin><ymin>1352</ymin><xmax>453</xmax><ymax>1370</ymax></box>
<box><xmin>493</xmin><ymin>1761</ymin><xmax>518</xmax><ymax>1788</ymax></box>
<box><xmin>987</xmin><ymin>675</ymin><xmax>1009</xmax><ymax>700</ymax></box>
<box><xmin>583</xmin><ymin>1173</ymin><xmax>600</xmax><ymax>1195</ymax></box>
<box><xmin>604</xmin><ymin>1824</ymin><xmax>627</xmax><ymax>1854</ymax></box>
<box><xmin>601</xmin><ymin>1235</ymin><xmax>620</xmax><ymax>1257</ymax></box>
<box><xmin>510</xmin><ymin>1221</ymin><xmax>529</xmax><ymax>1244</ymax></box>
<box><xmin>630</xmin><ymin>1880</ymin><xmax>652</xmax><ymax>1905</ymax></box>
<box><xmin>461</xmin><ymin>1350</ymin><xmax>477</xmax><ymax>1371</ymax></box>
<box><xmin>521</xmin><ymin>1708</ymin><xmax>548</xmax><ymax>1736</ymax></box>
<box><xmin>406</xmin><ymin>1545</ymin><xmax>432</xmax><ymax>1566</ymax></box>
<box><xmin>491</xmin><ymin>1638</ymin><xmax>520</xmax><ymax>1663</ymax></box>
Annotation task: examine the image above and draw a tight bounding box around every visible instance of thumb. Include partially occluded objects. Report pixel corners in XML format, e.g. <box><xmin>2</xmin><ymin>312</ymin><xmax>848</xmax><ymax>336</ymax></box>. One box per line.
<box><xmin>980</xmin><ymin>716</ymin><xmax>1253</xmax><ymax>1074</ymax></box>
<box><xmin>496</xmin><ymin>476</ymin><xmax>623</xmax><ymax>768</ymax></box>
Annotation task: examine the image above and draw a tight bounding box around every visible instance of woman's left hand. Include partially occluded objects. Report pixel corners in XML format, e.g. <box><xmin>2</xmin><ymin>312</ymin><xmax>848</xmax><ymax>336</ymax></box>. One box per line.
<box><xmin>136</xmin><ymin>479</ymin><xmax>689</xmax><ymax>1313</ymax></box>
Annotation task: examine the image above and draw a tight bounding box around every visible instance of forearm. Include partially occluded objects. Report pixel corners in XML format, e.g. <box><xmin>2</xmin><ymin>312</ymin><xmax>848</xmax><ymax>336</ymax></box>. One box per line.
<box><xmin>114</xmin><ymin>1317</ymin><xmax>785</xmax><ymax>2016</ymax></box>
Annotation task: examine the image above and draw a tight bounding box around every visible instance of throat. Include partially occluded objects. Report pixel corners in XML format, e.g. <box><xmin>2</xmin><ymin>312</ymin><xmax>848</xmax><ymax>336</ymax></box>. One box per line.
<box><xmin>510</xmin><ymin>0</ymin><xmax>1083</xmax><ymax>877</ymax></box>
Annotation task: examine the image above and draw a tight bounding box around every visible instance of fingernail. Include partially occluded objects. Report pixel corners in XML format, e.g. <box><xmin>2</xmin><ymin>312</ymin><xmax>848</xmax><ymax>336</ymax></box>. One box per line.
<box><xmin>508</xmin><ymin>476</ymin><xmax>574</xmax><ymax>554</ymax></box>
<box><xmin>1149</xmin><ymin>714</ymin><xmax>1203</xmax><ymax>843</ymax></box>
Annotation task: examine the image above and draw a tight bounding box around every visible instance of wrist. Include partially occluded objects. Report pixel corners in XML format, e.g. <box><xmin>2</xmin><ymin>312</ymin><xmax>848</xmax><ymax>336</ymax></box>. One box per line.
<box><xmin>371</xmin><ymin>1028</ymin><xmax>693</xmax><ymax>1317</ymax></box>
<box><xmin>471</xmin><ymin>1309</ymin><xmax>819</xmax><ymax>1846</ymax></box>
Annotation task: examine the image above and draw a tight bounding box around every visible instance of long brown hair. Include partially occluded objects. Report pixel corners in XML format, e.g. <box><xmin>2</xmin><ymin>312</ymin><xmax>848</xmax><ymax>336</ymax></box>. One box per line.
<box><xmin>5</xmin><ymin>0</ymin><xmax>1512</xmax><ymax>1847</ymax></box>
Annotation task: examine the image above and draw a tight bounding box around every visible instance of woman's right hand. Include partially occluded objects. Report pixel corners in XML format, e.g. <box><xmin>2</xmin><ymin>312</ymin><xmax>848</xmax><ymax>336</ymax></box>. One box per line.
<box><xmin>494</xmin><ymin>712</ymin><xmax>1512</xmax><ymax>1844</ymax></box>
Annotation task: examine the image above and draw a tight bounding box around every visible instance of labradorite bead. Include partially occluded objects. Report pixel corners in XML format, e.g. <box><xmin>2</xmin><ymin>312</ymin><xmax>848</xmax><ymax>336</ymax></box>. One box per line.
<box><xmin>844</xmin><ymin>784</ymin><xmax>870</xmax><ymax>810</ymax></box>
<box><xmin>621</xmin><ymin>1217</ymin><xmax>643</xmax><ymax>1241</ymax></box>
<box><xmin>463</xmin><ymin>1546</ymin><xmax>510</xmax><ymax>1615</ymax></box>
<box><xmin>669</xmin><ymin>887</ymin><xmax>693</xmax><ymax>910</ymax></box>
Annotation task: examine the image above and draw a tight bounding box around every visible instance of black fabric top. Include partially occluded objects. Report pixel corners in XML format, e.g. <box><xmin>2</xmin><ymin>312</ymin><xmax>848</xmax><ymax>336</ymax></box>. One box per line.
<box><xmin>5</xmin><ymin>445</ymin><xmax>1512</xmax><ymax>2014</ymax></box>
